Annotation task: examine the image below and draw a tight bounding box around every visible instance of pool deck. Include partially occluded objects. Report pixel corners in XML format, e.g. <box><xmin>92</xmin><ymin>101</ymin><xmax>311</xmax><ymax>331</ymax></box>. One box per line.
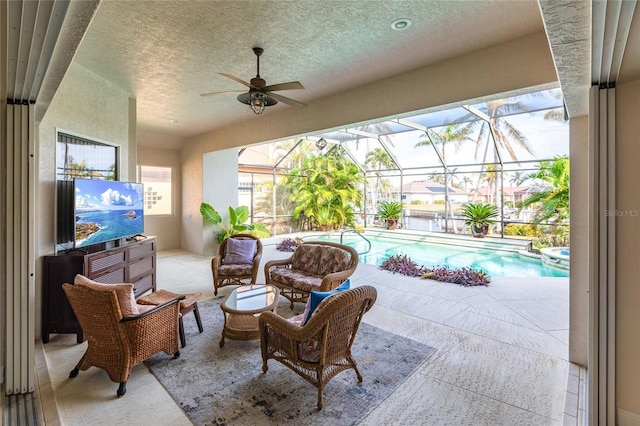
<box><xmin>307</xmin><ymin>228</ymin><xmax>534</xmax><ymax>253</ymax></box>
<box><xmin>37</xmin><ymin>233</ymin><xmax>583</xmax><ymax>425</ymax></box>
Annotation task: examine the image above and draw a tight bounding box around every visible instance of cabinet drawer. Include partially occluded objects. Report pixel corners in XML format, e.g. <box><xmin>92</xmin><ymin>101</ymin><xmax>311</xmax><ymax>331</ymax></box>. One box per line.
<box><xmin>86</xmin><ymin>250</ymin><xmax>126</xmax><ymax>275</ymax></box>
<box><xmin>129</xmin><ymin>256</ymin><xmax>153</xmax><ymax>280</ymax></box>
<box><xmin>129</xmin><ymin>240</ymin><xmax>154</xmax><ymax>259</ymax></box>
<box><xmin>133</xmin><ymin>274</ymin><xmax>154</xmax><ymax>297</ymax></box>
<box><xmin>92</xmin><ymin>267</ymin><xmax>126</xmax><ymax>284</ymax></box>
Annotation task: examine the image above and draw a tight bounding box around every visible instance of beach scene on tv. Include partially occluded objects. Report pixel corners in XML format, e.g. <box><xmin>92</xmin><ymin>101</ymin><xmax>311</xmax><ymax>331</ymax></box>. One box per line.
<box><xmin>74</xmin><ymin>179</ymin><xmax>144</xmax><ymax>248</ymax></box>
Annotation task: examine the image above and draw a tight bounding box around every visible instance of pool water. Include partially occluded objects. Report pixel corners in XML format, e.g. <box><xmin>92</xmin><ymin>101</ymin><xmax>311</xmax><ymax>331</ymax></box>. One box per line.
<box><xmin>305</xmin><ymin>234</ymin><xmax>569</xmax><ymax>278</ymax></box>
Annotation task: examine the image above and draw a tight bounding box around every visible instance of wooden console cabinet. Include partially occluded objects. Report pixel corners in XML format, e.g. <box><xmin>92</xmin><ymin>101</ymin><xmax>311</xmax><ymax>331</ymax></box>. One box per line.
<box><xmin>42</xmin><ymin>237</ymin><xmax>156</xmax><ymax>343</ymax></box>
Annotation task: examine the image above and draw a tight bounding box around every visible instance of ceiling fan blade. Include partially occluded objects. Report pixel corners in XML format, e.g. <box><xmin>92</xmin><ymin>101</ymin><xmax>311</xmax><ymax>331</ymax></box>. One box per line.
<box><xmin>263</xmin><ymin>81</ymin><xmax>305</xmax><ymax>92</ymax></box>
<box><xmin>218</xmin><ymin>73</ymin><xmax>251</xmax><ymax>88</ymax></box>
<box><xmin>200</xmin><ymin>90</ymin><xmax>245</xmax><ymax>97</ymax></box>
<box><xmin>268</xmin><ymin>92</ymin><xmax>306</xmax><ymax>108</ymax></box>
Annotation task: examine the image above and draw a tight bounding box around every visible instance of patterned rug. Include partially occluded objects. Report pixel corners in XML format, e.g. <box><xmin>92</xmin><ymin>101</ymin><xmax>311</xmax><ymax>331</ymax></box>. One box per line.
<box><xmin>145</xmin><ymin>296</ymin><xmax>436</xmax><ymax>426</ymax></box>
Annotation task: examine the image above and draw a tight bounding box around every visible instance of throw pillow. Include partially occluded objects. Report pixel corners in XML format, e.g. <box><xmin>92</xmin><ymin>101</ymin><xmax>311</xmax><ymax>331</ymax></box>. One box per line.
<box><xmin>74</xmin><ymin>274</ymin><xmax>139</xmax><ymax>317</ymax></box>
<box><xmin>302</xmin><ymin>279</ymin><xmax>351</xmax><ymax>325</ymax></box>
<box><xmin>223</xmin><ymin>237</ymin><xmax>257</xmax><ymax>265</ymax></box>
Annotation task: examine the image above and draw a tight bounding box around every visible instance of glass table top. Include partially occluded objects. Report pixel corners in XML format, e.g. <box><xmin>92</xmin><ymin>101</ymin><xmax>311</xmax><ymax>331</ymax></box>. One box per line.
<box><xmin>224</xmin><ymin>285</ymin><xmax>278</xmax><ymax>311</ymax></box>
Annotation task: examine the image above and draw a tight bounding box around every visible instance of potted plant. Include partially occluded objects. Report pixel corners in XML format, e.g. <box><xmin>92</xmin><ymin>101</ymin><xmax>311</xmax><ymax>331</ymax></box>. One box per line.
<box><xmin>200</xmin><ymin>203</ymin><xmax>270</xmax><ymax>243</ymax></box>
<box><xmin>460</xmin><ymin>202</ymin><xmax>499</xmax><ymax>238</ymax></box>
<box><xmin>377</xmin><ymin>201</ymin><xmax>404</xmax><ymax>230</ymax></box>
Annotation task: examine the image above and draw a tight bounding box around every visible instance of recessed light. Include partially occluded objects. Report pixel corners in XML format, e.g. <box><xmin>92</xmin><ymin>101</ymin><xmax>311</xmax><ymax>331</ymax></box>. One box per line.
<box><xmin>391</xmin><ymin>18</ymin><xmax>412</xmax><ymax>31</ymax></box>
<box><xmin>170</xmin><ymin>119</ymin><xmax>178</xmax><ymax>123</ymax></box>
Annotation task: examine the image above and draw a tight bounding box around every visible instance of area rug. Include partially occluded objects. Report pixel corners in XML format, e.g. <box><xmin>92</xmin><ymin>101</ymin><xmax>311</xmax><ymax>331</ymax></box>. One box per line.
<box><xmin>144</xmin><ymin>297</ymin><xmax>436</xmax><ymax>426</ymax></box>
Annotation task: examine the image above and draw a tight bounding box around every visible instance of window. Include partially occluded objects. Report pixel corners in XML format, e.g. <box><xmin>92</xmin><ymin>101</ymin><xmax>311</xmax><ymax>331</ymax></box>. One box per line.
<box><xmin>139</xmin><ymin>165</ymin><xmax>173</xmax><ymax>215</ymax></box>
<box><xmin>56</xmin><ymin>132</ymin><xmax>118</xmax><ymax>180</ymax></box>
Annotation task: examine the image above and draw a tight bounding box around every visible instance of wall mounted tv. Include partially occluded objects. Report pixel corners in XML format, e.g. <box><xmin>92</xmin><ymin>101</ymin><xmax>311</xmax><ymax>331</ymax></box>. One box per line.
<box><xmin>57</xmin><ymin>179</ymin><xmax>144</xmax><ymax>249</ymax></box>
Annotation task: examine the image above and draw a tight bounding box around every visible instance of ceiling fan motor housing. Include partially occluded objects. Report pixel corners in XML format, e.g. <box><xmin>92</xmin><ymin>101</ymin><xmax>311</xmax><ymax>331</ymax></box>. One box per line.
<box><xmin>250</xmin><ymin>77</ymin><xmax>266</xmax><ymax>89</ymax></box>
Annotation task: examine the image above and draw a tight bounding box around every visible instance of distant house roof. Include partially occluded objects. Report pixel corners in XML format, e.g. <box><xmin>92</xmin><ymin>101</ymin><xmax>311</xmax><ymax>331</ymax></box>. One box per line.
<box><xmin>472</xmin><ymin>186</ymin><xmax>542</xmax><ymax>196</ymax></box>
<box><xmin>398</xmin><ymin>180</ymin><xmax>466</xmax><ymax>195</ymax></box>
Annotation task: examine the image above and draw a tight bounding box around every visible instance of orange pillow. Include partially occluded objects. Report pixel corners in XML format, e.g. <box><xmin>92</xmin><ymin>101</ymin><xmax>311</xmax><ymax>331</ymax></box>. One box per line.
<box><xmin>74</xmin><ymin>274</ymin><xmax>139</xmax><ymax>317</ymax></box>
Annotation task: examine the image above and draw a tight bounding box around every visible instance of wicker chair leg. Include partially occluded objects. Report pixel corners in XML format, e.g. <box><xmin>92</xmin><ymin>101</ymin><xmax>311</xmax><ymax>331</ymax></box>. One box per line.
<box><xmin>317</xmin><ymin>389</ymin><xmax>323</xmax><ymax>410</ymax></box>
<box><xmin>178</xmin><ymin>317</ymin><xmax>186</xmax><ymax>348</ymax></box>
<box><xmin>193</xmin><ymin>304</ymin><xmax>204</xmax><ymax>333</ymax></box>
<box><xmin>350</xmin><ymin>357</ymin><xmax>363</xmax><ymax>382</ymax></box>
<box><xmin>173</xmin><ymin>351</ymin><xmax>181</xmax><ymax>359</ymax></box>
<box><xmin>117</xmin><ymin>382</ymin><xmax>126</xmax><ymax>397</ymax></box>
<box><xmin>69</xmin><ymin>368</ymin><xmax>79</xmax><ymax>378</ymax></box>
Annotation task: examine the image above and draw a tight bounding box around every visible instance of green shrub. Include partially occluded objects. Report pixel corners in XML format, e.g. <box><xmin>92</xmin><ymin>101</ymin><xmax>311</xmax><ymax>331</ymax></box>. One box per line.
<box><xmin>504</xmin><ymin>223</ymin><xmax>542</xmax><ymax>237</ymax></box>
<box><xmin>411</xmin><ymin>200</ymin><xmax>423</xmax><ymax>205</ymax></box>
<box><xmin>533</xmin><ymin>230</ymin><xmax>570</xmax><ymax>249</ymax></box>
<box><xmin>433</xmin><ymin>200</ymin><xmax>445</xmax><ymax>205</ymax></box>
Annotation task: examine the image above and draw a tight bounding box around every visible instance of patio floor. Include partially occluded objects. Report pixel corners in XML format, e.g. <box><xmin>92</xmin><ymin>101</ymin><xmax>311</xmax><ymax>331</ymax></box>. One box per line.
<box><xmin>36</xmin><ymin>235</ymin><xmax>584</xmax><ymax>425</ymax></box>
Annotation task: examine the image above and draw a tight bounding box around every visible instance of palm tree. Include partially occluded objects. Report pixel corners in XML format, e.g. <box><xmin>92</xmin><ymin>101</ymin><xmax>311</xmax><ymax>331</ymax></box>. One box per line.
<box><xmin>415</xmin><ymin>124</ymin><xmax>474</xmax><ymax>231</ymax></box>
<box><xmin>465</xmin><ymin>99</ymin><xmax>535</xmax><ymax>162</ymax></box>
<box><xmin>509</xmin><ymin>171</ymin><xmax>525</xmax><ymax>186</ymax></box>
<box><xmin>364</xmin><ymin>148</ymin><xmax>395</xmax><ymax>212</ymax></box>
<box><xmin>481</xmin><ymin>165</ymin><xmax>499</xmax><ymax>204</ymax></box>
<box><xmin>286</xmin><ymin>150</ymin><xmax>364</xmax><ymax>231</ymax></box>
<box><xmin>519</xmin><ymin>156</ymin><xmax>569</xmax><ymax>227</ymax></box>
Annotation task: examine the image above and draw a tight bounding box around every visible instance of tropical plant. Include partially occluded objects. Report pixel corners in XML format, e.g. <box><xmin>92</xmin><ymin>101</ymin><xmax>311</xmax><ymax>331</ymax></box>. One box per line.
<box><xmin>416</xmin><ymin>124</ymin><xmax>474</xmax><ymax>229</ymax></box>
<box><xmin>464</xmin><ymin>99</ymin><xmax>535</xmax><ymax>162</ymax></box>
<box><xmin>379</xmin><ymin>254</ymin><xmax>426</xmax><ymax>277</ymax></box>
<box><xmin>460</xmin><ymin>202</ymin><xmax>499</xmax><ymax>237</ymax></box>
<box><xmin>422</xmin><ymin>266</ymin><xmax>490</xmax><ymax>287</ymax></box>
<box><xmin>518</xmin><ymin>155</ymin><xmax>569</xmax><ymax>227</ymax></box>
<box><xmin>365</xmin><ymin>148</ymin><xmax>395</xmax><ymax>212</ymax></box>
<box><xmin>504</xmin><ymin>223</ymin><xmax>542</xmax><ymax>237</ymax></box>
<box><xmin>377</xmin><ymin>200</ymin><xmax>403</xmax><ymax>220</ymax></box>
<box><xmin>286</xmin><ymin>150</ymin><xmax>364</xmax><ymax>231</ymax></box>
<box><xmin>379</xmin><ymin>254</ymin><xmax>490</xmax><ymax>286</ymax></box>
<box><xmin>532</xmin><ymin>226</ymin><xmax>569</xmax><ymax>249</ymax></box>
<box><xmin>200</xmin><ymin>203</ymin><xmax>270</xmax><ymax>243</ymax></box>
<box><xmin>276</xmin><ymin>237</ymin><xmax>302</xmax><ymax>252</ymax></box>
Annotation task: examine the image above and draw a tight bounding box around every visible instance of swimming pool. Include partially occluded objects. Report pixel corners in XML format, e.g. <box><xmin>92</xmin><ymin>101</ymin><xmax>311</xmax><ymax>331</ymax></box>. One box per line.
<box><xmin>303</xmin><ymin>232</ymin><xmax>569</xmax><ymax>278</ymax></box>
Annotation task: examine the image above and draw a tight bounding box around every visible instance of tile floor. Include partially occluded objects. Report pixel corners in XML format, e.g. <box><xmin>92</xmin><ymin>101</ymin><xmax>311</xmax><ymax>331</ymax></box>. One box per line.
<box><xmin>36</xmin><ymin>236</ymin><xmax>584</xmax><ymax>425</ymax></box>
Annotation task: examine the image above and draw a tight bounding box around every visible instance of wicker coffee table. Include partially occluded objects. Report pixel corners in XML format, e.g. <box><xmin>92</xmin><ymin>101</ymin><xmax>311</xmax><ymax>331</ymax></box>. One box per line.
<box><xmin>219</xmin><ymin>285</ymin><xmax>279</xmax><ymax>347</ymax></box>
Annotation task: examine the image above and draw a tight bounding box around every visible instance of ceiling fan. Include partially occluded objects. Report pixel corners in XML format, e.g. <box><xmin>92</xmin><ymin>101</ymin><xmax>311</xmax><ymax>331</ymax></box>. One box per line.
<box><xmin>200</xmin><ymin>47</ymin><xmax>306</xmax><ymax>114</ymax></box>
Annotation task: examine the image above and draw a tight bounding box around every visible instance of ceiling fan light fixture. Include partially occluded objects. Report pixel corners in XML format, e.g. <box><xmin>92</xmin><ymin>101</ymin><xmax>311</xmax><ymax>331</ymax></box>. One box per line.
<box><xmin>250</xmin><ymin>92</ymin><xmax>266</xmax><ymax>114</ymax></box>
<box><xmin>237</xmin><ymin>91</ymin><xmax>278</xmax><ymax>114</ymax></box>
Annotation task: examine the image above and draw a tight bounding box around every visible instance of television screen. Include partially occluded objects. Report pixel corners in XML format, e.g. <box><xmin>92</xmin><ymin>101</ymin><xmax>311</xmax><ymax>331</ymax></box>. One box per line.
<box><xmin>74</xmin><ymin>179</ymin><xmax>144</xmax><ymax>248</ymax></box>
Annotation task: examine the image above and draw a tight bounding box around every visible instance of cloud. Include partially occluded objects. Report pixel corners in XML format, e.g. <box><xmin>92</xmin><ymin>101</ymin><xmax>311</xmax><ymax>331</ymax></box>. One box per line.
<box><xmin>101</xmin><ymin>188</ymin><xmax>133</xmax><ymax>206</ymax></box>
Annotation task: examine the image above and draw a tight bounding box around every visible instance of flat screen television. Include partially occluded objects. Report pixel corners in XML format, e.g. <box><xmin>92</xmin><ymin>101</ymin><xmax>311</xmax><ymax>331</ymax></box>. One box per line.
<box><xmin>57</xmin><ymin>179</ymin><xmax>144</xmax><ymax>249</ymax></box>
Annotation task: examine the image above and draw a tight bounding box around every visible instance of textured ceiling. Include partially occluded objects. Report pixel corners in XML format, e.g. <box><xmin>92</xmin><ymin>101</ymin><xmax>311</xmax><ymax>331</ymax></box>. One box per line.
<box><xmin>72</xmin><ymin>0</ymin><xmax>544</xmax><ymax>139</ymax></box>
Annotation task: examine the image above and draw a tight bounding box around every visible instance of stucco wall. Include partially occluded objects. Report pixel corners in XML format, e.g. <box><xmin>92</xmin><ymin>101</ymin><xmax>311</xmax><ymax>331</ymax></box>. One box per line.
<box><xmin>615</xmin><ymin>78</ymin><xmax>640</xmax><ymax>419</ymax></box>
<box><xmin>36</xmin><ymin>62</ymin><xmax>133</xmax><ymax>337</ymax></box>
<box><xmin>199</xmin><ymin>149</ymin><xmax>239</xmax><ymax>256</ymax></box>
<box><xmin>569</xmin><ymin>115</ymin><xmax>589</xmax><ymax>366</ymax></box>
<box><xmin>137</xmin><ymin>143</ymin><xmax>183</xmax><ymax>251</ymax></box>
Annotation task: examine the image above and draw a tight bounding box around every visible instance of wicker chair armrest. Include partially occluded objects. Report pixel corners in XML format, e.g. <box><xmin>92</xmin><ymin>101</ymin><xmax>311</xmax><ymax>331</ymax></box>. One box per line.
<box><xmin>317</xmin><ymin>270</ymin><xmax>356</xmax><ymax>292</ymax></box>
<box><xmin>264</xmin><ymin>256</ymin><xmax>294</xmax><ymax>269</ymax></box>
<box><xmin>307</xmin><ymin>285</ymin><xmax>377</xmax><ymax>325</ymax></box>
<box><xmin>264</xmin><ymin>256</ymin><xmax>294</xmax><ymax>278</ymax></box>
<box><xmin>120</xmin><ymin>296</ymin><xmax>185</xmax><ymax>323</ymax></box>
<box><xmin>259</xmin><ymin>311</ymin><xmax>327</xmax><ymax>342</ymax></box>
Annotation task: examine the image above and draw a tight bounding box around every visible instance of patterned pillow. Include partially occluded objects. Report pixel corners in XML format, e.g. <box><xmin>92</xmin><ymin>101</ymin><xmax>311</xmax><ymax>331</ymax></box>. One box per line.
<box><xmin>302</xmin><ymin>279</ymin><xmax>351</xmax><ymax>325</ymax></box>
<box><xmin>74</xmin><ymin>274</ymin><xmax>139</xmax><ymax>317</ymax></box>
<box><xmin>223</xmin><ymin>238</ymin><xmax>257</xmax><ymax>265</ymax></box>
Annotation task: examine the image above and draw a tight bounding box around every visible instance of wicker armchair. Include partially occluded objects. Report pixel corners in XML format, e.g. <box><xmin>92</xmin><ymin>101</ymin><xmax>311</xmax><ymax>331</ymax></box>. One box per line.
<box><xmin>212</xmin><ymin>234</ymin><xmax>263</xmax><ymax>296</ymax></box>
<box><xmin>62</xmin><ymin>283</ymin><xmax>183</xmax><ymax>397</ymax></box>
<box><xmin>259</xmin><ymin>285</ymin><xmax>377</xmax><ymax>409</ymax></box>
<box><xmin>264</xmin><ymin>241</ymin><xmax>358</xmax><ymax>308</ymax></box>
